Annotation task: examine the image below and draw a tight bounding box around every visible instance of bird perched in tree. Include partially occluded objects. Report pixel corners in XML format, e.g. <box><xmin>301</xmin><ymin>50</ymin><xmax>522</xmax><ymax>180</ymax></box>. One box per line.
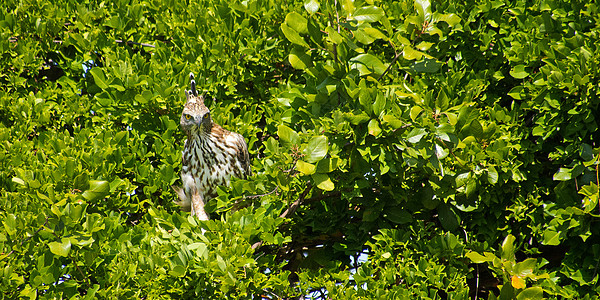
<box><xmin>173</xmin><ymin>73</ymin><xmax>251</xmax><ymax>220</ymax></box>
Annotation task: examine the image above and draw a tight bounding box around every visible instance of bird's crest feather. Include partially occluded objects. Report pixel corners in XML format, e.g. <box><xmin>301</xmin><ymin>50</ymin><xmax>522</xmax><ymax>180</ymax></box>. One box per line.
<box><xmin>185</xmin><ymin>72</ymin><xmax>204</xmax><ymax>104</ymax></box>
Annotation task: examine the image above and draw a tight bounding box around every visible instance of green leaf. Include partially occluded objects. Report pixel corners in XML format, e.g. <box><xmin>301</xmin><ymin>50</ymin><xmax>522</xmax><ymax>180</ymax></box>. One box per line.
<box><xmin>303</xmin><ymin>136</ymin><xmax>328</xmax><ymax>163</ymax></box>
<box><xmin>410</xmin><ymin>58</ymin><xmax>442</xmax><ymax>73</ymax></box>
<box><xmin>285</xmin><ymin>12</ymin><xmax>308</xmax><ymax>34</ymax></box>
<box><xmin>297</xmin><ymin>160</ymin><xmax>316</xmax><ymax>175</ymax></box>
<box><xmin>316</xmin><ymin>158</ymin><xmax>338</xmax><ymax>173</ymax></box>
<box><xmin>414</xmin><ymin>0</ymin><xmax>432</xmax><ymax>21</ymax></box>
<box><xmin>553</xmin><ymin>168</ymin><xmax>572</xmax><ymax>181</ymax></box>
<box><xmin>542</xmin><ymin>230</ymin><xmax>561</xmax><ymax>245</ymax></box>
<box><xmin>438</xmin><ymin>203</ymin><xmax>460</xmax><ymax>231</ymax></box>
<box><xmin>289</xmin><ymin>47</ymin><xmax>313</xmax><ymax>70</ymax></box>
<box><xmin>516</xmin><ymin>287</ymin><xmax>543</xmax><ymax>300</ymax></box>
<box><xmin>469</xmin><ymin>120</ymin><xmax>484</xmax><ymax>140</ymax></box>
<box><xmin>373</xmin><ymin>93</ymin><xmax>386</xmax><ymax>116</ymax></box>
<box><xmin>508</xmin><ymin>86</ymin><xmax>525</xmax><ymax>100</ymax></box>
<box><xmin>170</xmin><ymin>265</ymin><xmax>186</xmax><ymax>277</ymax></box>
<box><xmin>82</xmin><ymin>180</ymin><xmax>110</xmax><ymax>201</ymax></box>
<box><xmin>406</xmin><ymin>128</ymin><xmax>427</xmax><ymax>143</ymax></box>
<box><xmin>465</xmin><ymin>251</ymin><xmax>494</xmax><ymax>263</ymax></box>
<box><xmin>90</xmin><ymin>68</ymin><xmax>109</xmax><ymax>90</ymax></box>
<box><xmin>135</xmin><ymin>90</ymin><xmax>154</xmax><ymax>104</ymax></box>
<box><xmin>487</xmin><ymin>166</ymin><xmax>499</xmax><ymax>185</ymax></box>
<box><xmin>416</xmin><ymin>41</ymin><xmax>434</xmax><ymax>51</ymax></box>
<box><xmin>368</xmin><ymin>119</ymin><xmax>382</xmax><ymax>137</ymax></box>
<box><xmin>514</xmin><ymin>258</ymin><xmax>536</xmax><ymax>277</ymax></box>
<box><xmin>281</xmin><ymin>23</ymin><xmax>309</xmax><ymax>48</ymax></box>
<box><xmin>403</xmin><ymin>46</ymin><xmax>424</xmax><ymax>60</ymax></box>
<box><xmin>350</xmin><ymin>54</ymin><xmax>387</xmax><ymax>75</ymax></box>
<box><xmin>312</xmin><ymin>173</ymin><xmax>334</xmax><ymax>191</ymax></box>
<box><xmin>352</xmin><ymin>6</ymin><xmax>384</xmax><ymax>22</ymax></box>
<box><xmin>434</xmin><ymin>13</ymin><xmax>461</xmax><ymax>26</ymax></box>
<box><xmin>278</xmin><ymin>125</ymin><xmax>300</xmax><ymax>145</ymax></box>
<box><xmin>501</xmin><ymin>234</ymin><xmax>516</xmax><ymax>261</ymax></box>
<box><xmin>382</xmin><ymin>115</ymin><xmax>404</xmax><ymax>129</ymax></box>
<box><xmin>344</xmin><ymin>112</ymin><xmax>371</xmax><ymax>124</ymax></box>
<box><xmin>363</xmin><ymin>28</ymin><xmax>387</xmax><ymax>41</ymax></box>
<box><xmin>48</xmin><ymin>239</ymin><xmax>71</xmax><ymax>257</ymax></box>
<box><xmin>3</xmin><ymin>214</ymin><xmax>17</xmax><ymax>235</ymax></box>
<box><xmin>410</xmin><ymin>106</ymin><xmax>423</xmax><ymax>121</ymax></box>
<box><xmin>304</xmin><ymin>0</ymin><xmax>320</xmax><ymax>14</ymax></box>
<box><xmin>510</xmin><ymin>65</ymin><xmax>529</xmax><ymax>79</ymax></box>
<box><xmin>385</xmin><ymin>207</ymin><xmax>413</xmax><ymax>224</ymax></box>
<box><xmin>325</xmin><ymin>27</ymin><xmax>343</xmax><ymax>44</ymax></box>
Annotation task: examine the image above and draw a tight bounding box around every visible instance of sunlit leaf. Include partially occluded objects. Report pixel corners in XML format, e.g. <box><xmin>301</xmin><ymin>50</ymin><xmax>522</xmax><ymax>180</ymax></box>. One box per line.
<box><xmin>353</xmin><ymin>6</ymin><xmax>384</xmax><ymax>22</ymax></box>
<box><xmin>501</xmin><ymin>234</ymin><xmax>516</xmax><ymax>261</ymax></box>
<box><xmin>368</xmin><ymin>119</ymin><xmax>382</xmax><ymax>136</ymax></box>
<box><xmin>510</xmin><ymin>65</ymin><xmax>529</xmax><ymax>79</ymax></box>
<box><xmin>297</xmin><ymin>160</ymin><xmax>316</xmax><ymax>175</ymax></box>
<box><xmin>304</xmin><ymin>0</ymin><xmax>320</xmax><ymax>14</ymax></box>
<box><xmin>82</xmin><ymin>180</ymin><xmax>110</xmax><ymax>201</ymax></box>
<box><xmin>350</xmin><ymin>54</ymin><xmax>387</xmax><ymax>75</ymax></box>
<box><xmin>289</xmin><ymin>48</ymin><xmax>313</xmax><ymax>70</ymax></box>
<box><xmin>285</xmin><ymin>12</ymin><xmax>308</xmax><ymax>34</ymax></box>
<box><xmin>278</xmin><ymin>125</ymin><xmax>300</xmax><ymax>145</ymax></box>
<box><xmin>90</xmin><ymin>68</ymin><xmax>109</xmax><ymax>89</ymax></box>
<box><xmin>516</xmin><ymin>287</ymin><xmax>543</xmax><ymax>300</ymax></box>
<box><xmin>312</xmin><ymin>173</ymin><xmax>334</xmax><ymax>191</ymax></box>
<box><xmin>281</xmin><ymin>23</ymin><xmax>309</xmax><ymax>48</ymax></box>
<box><xmin>48</xmin><ymin>239</ymin><xmax>71</xmax><ymax>257</ymax></box>
<box><xmin>303</xmin><ymin>136</ymin><xmax>328</xmax><ymax>163</ymax></box>
<box><xmin>511</xmin><ymin>275</ymin><xmax>526</xmax><ymax>289</ymax></box>
<box><xmin>553</xmin><ymin>168</ymin><xmax>572</xmax><ymax>181</ymax></box>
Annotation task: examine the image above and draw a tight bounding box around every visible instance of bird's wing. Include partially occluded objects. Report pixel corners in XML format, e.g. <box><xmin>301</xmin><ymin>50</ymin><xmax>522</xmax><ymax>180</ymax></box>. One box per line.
<box><xmin>228</xmin><ymin>131</ymin><xmax>252</xmax><ymax>177</ymax></box>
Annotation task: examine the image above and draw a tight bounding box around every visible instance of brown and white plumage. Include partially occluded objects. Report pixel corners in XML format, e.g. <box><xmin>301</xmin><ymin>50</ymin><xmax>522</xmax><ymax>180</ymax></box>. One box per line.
<box><xmin>173</xmin><ymin>73</ymin><xmax>251</xmax><ymax>220</ymax></box>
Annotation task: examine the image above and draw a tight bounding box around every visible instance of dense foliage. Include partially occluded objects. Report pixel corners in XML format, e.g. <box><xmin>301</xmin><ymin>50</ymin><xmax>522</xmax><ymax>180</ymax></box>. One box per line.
<box><xmin>1</xmin><ymin>0</ymin><xmax>600</xmax><ymax>298</ymax></box>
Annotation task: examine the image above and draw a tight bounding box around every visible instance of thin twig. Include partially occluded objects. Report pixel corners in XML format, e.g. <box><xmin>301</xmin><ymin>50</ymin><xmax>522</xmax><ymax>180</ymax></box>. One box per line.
<box><xmin>474</xmin><ymin>264</ymin><xmax>480</xmax><ymax>300</ymax></box>
<box><xmin>437</xmin><ymin>137</ymin><xmax>466</xmax><ymax>168</ymax></box>
<box><xmin>377</xmin><ymin>51</ymin><xmax>402</xmax><ymax>82</ymax></box>
<box><xmin>245</xmin><ymin>186</ymin><xmax>279</xmax><ymax>199</ymax></box>
<box><xmin>335</xmin><ymin>0</ymin><xmax>340</xmax><ymax>33</ymax></box>
<box><xmin>596</xmin><ymin>153</ymin><xmax>599</xmax><ymax>215</ymax></box>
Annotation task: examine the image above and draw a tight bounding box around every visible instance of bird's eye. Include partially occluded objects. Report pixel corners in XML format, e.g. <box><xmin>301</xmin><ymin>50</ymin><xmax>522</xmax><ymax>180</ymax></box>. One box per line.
<box><xmin>184</xmin><ymin>114</ymin><xmax>192</xmax><ymax>120</ymax></box>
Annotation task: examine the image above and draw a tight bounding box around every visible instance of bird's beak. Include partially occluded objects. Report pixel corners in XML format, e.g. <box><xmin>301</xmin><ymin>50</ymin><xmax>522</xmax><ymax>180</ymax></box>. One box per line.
<box><xmin>198</xmin><ymin>114</ymin><xmax>210</xmax><ymax>128</ymax></box>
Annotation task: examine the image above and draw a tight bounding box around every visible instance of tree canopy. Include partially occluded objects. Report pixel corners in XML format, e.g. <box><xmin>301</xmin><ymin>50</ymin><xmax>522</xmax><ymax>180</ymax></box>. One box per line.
<box><xmin>1</xmin><ymin>0</ymin><xmax>600</xmax><ymax>298</ymax></box>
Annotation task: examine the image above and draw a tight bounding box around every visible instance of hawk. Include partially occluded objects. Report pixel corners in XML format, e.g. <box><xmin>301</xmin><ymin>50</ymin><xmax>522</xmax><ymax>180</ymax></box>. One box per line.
<box><xmin>173</xmin><ymin>73</ymin><xmax>251</xmax><ymax>220</ymax></box>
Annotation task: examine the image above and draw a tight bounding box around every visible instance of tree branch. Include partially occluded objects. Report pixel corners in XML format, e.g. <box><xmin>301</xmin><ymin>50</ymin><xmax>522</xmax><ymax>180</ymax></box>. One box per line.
<box><xmin>245</xmin><ymin>186</ymin><xmax>279</xmax><ymax>199</ymax></box>
<box><xmin>377</xmin><ymin>51</ymin><xmax>402</xmax><ymax>82</ymax></box>
<box><xmin>252</xmin><ymin>183</ymin><xmax>312</xmax><ymax>250</ymax></box>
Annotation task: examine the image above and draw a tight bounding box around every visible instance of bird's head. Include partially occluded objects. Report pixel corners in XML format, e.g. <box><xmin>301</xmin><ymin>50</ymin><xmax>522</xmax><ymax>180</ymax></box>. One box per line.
<box><xmin>181</xmin><ymin>73</ymin><xmax>212</xmax><ymax>135</ymax></box>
